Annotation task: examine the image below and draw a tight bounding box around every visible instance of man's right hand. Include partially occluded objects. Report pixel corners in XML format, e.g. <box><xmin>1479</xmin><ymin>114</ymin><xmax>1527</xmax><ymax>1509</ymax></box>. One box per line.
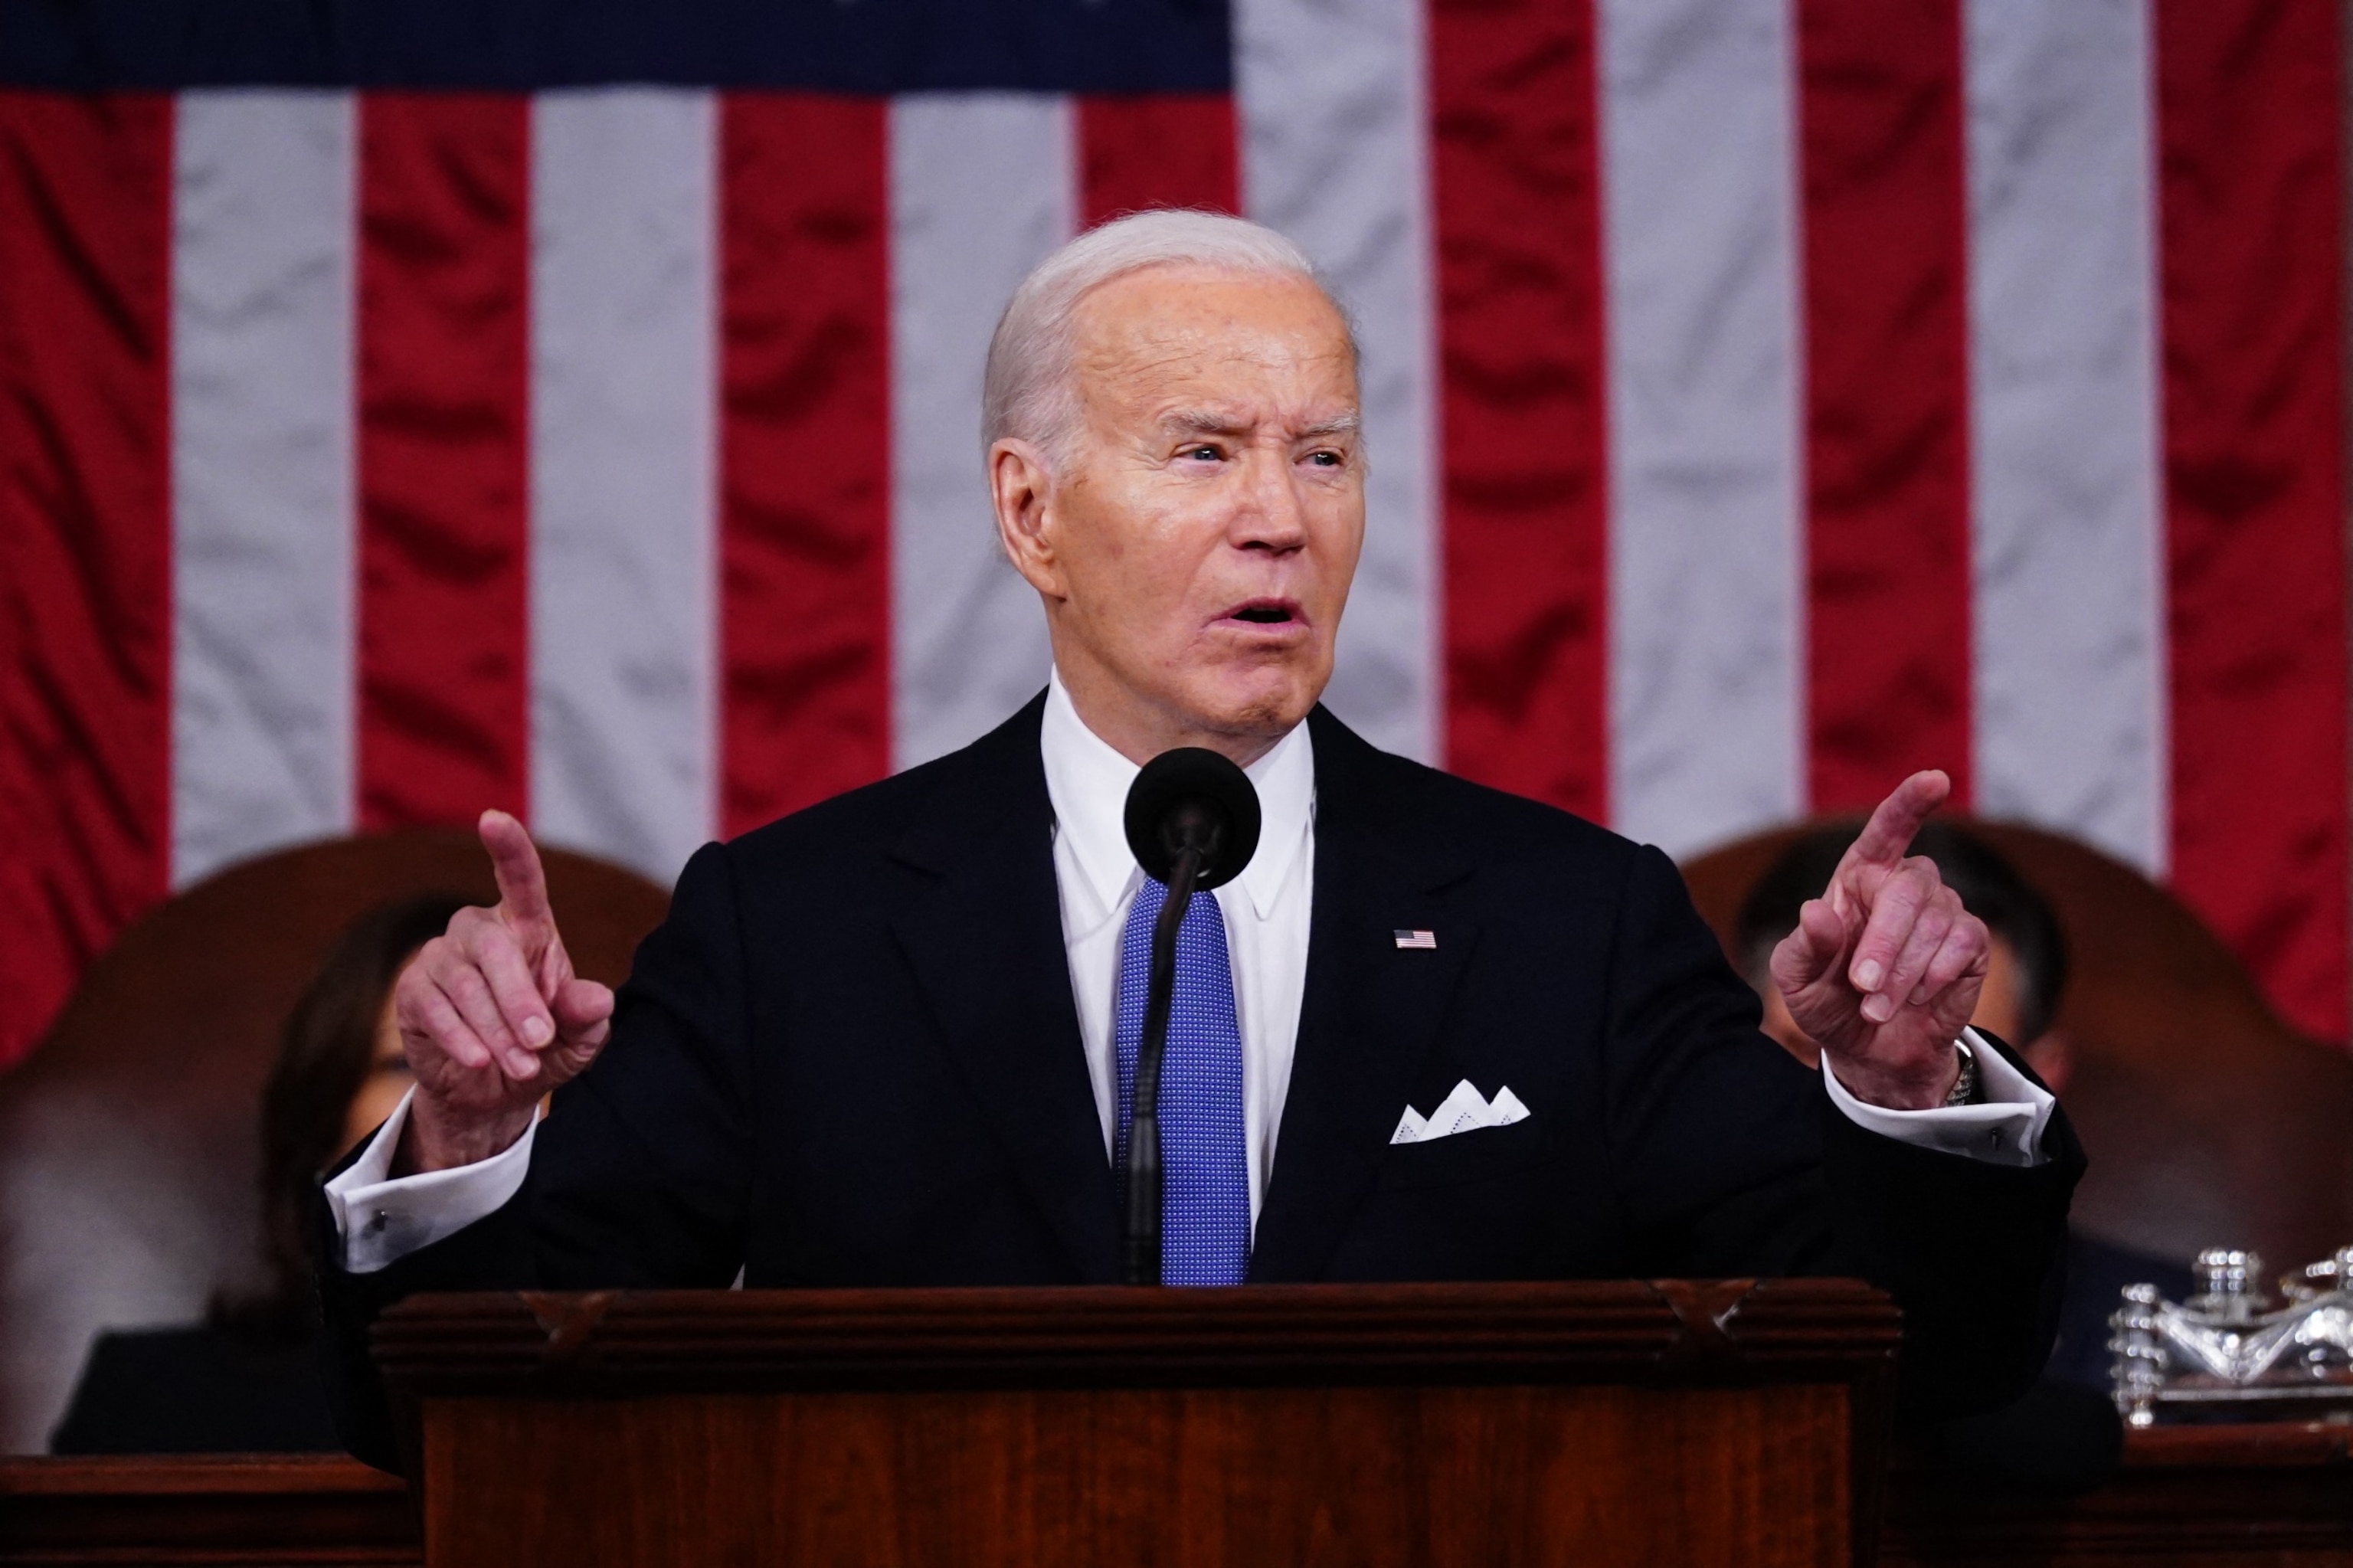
<box><xmin>391</xmin><ymin>810</ymin><xmax>616</xmax><ymax>1174</ymax></box>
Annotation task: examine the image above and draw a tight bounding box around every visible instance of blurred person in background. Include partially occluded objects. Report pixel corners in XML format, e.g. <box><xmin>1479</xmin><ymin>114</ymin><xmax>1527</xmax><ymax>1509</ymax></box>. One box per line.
<box><xmin>50</xmin><ymin>893</ymin><xmax>469</xmax><ymax>1453</ymax></box>
<box><xmin>1735</xmin><ymin>823</ymin><xmax>2191</xmax><ymax>1490</ymax></box>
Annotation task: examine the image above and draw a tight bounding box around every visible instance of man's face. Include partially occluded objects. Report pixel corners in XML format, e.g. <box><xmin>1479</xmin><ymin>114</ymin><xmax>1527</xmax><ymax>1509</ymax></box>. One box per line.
<box><xmin>993</xmin><ymin>265</ymin><xmax>1365</xmax><ymax>759</ymax></box>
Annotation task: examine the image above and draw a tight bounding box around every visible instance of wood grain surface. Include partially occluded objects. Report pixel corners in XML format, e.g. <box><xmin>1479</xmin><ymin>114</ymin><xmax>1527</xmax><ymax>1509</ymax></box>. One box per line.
<box><xmin>377</xmin><ymin>1282</ymin><xmax>1891</xmax><ymax>1568</ymax></box>
<box><xmin>421</xmin><ymin>1381</ymin><xmax>1850</xmax><ymax>1568</ymax></box>
<box><xmin>0</xmin><ymin>1452</ymin><xmax>415</xmax><ymax>1565</ymax></box>
<box><xmin>371</xmin><ymin>1278</ymin><xmax>1902</xmax><ymax>1393</ymax></box>
<box><xmin>3</xmin><ymin>1422</ymin><xmax>2348</xmax><ymax>1566</ymax></box>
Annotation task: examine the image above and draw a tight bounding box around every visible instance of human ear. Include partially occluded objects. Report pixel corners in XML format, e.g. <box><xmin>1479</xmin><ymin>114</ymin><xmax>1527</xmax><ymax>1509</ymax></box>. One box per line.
<box><xmin>990</xmin><ymin>439</ymin><xmax>1064</xmax><ymax>597</ymax></box>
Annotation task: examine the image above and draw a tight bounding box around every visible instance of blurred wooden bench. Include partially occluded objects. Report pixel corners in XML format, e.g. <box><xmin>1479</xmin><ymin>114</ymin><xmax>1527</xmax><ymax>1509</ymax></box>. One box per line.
<box><xmin>1681</xmin><ymin>819</ymin><xmax>2353</xmax><ymax>1281</ymax></box>
<box><xmin>0</xmin><ymin>831</ymin><xmax>668</xmax><ymax>1454</ymax></box>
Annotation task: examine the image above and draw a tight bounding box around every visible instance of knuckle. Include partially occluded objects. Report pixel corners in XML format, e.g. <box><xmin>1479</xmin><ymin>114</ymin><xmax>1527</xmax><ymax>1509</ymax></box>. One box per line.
<box><xmin>425</xmin><ymin>954</ymin><xmax>469</xmax><ymax>994</ymax></box>
<box><xmin>446</xmin><ymin>974</ymin><xmax>503</xmax><ymax>1029</ymax></box>
<box><xmin>477</xmin><ymin>944</ymin><xmax>526</xmax><ymax>990</ymax></box>
<box><xmin>419</xmin><ymin>1006</ymin><xmax>468</xmax><ymax>1053</ymax></box>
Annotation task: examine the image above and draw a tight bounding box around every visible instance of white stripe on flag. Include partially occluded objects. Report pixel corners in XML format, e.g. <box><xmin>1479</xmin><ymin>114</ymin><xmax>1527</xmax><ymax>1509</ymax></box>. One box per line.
<box><xmin>529</xmin><ymin>89</ymin><xmax>720</xmax><ymax>885</ymax></box>
<box><xmin>889</xmin><ymin>94</ymin><xmax>1072</xmax><ymax>770</ymax></box>
<box><xmin>1598</xmin><ymin>0</ymin><xmax>1807</xmax><ymax>857</ymax></box>
<box><xmin>1235</xmin><ymin>0</ymin><xmax>1439</xmax><ymax>762</ymax></box>
<box><xmin>1964</xmin><ymin>0</ymin><xmax>2167</xmax><ymax>874</ymax></box>
<box><xmin>170</xmin><ymin>90</ymin><xmax>358</xmax><ymax>889</ymax></box>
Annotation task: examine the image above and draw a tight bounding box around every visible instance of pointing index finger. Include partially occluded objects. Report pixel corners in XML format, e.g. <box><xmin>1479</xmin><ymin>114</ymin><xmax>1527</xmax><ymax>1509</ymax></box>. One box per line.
<box><xmin>479</xmin><ymin>810</ymin><xmax>555</xmax><ymax>942</ymax></box>
<box><xmin>1841</xmin><ymin>770</ymin><xmax>1951</xmax><ymax>872</ymax></box>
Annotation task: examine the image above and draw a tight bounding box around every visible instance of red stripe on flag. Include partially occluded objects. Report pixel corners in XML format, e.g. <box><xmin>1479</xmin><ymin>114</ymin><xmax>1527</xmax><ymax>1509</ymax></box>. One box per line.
<box><xmin>1077</xmin><ymin>94</ymin><xmax>1240</xmax><ymax>224</ymax></box>
<box><xmin>1431</xmin><ymin>0</ymin><xmax>1611</xmax><ymax>821</ymax></box>
<box><xmin>2155</xmin><ymin>1</ymin><xmax>2347</xmax><ymax>1039</ymax></box>
<box><xmin>1795</xmin><ymin>0</ymin><xmax>1975</xmax><ymax>813</ymax></box>
<box><xmin>0</xmin><ymin>93</ymin><xmax>174</xmax><ymax>1069</ymax></box>
<box><xmin>355</xmin><ymin>94</ymin><xmax>532</xmax><ymax>831</ymax></box>
<box><xmin>718</xmin><ymin>96</ymin><xmax>892</xmax><ymax>835</ymax></box>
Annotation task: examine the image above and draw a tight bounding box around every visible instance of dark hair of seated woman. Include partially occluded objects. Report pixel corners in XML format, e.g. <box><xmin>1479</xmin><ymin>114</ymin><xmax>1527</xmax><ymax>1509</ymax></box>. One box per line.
<box><xmin>50</xmin><ymin>892</ymin><xmax>470</xmax><ymax>1454</ymax></box>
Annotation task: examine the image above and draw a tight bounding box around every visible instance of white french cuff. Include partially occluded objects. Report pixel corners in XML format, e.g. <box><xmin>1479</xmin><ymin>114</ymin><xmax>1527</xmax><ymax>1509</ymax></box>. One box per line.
<box><xmin>322</xmin><ymin>1086</ymin><xmax>538</xmax><ymax>1274</ymax></box>
<box><xmin>1821</xmin><ymin>1026</ymin><xmax>2055</xmax><ymax>1170</ymax></box>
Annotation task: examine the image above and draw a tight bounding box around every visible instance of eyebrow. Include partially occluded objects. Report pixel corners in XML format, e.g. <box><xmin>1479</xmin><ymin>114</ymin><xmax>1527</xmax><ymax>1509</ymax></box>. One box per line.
<box><xmin>1159</xmin><ymin>409</ymin><xmax>1363</xmax><ymax>440</ymax></box>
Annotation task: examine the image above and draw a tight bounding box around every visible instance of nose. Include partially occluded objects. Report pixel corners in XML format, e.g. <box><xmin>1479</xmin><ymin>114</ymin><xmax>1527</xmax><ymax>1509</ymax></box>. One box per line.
<box><xmin>1232</xmin><ymin>444</ymin><xmax>1311</xmax><ymax>552</ymax></box>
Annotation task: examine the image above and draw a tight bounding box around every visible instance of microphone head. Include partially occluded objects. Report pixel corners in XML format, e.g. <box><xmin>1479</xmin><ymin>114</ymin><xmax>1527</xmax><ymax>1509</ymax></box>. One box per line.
<box><xmin>1123</xmin><ymin>747</ymin><xmax>1262</xmax><ymax>892</ymax></box>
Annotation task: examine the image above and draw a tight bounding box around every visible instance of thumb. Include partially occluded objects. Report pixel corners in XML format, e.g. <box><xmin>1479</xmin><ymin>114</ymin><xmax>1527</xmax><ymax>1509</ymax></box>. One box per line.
<box><xmin>551</xmin><ymin>977</ymin><xmax>613</xmax><ymax>1039</ymax></box>
<box><xmin>542</xmin><ymin>977</ymin><xmax>614</xmax><ymax>1083</ymax></box>
<box><xmin>1771</xmin><ymin>898</ymin><xmax>1850</xmax><ymax>994</ymax></box>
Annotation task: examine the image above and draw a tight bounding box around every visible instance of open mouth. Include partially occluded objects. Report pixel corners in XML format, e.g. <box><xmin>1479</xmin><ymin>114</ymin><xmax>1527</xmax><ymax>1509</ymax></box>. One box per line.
<box><xmin>1221</xmin><ymin>598</ymin><xmax>1304</xmax><ymax>628</ymax></box>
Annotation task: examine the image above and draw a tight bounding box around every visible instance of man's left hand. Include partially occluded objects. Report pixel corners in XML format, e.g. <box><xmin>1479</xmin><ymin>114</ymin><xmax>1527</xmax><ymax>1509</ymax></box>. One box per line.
<box><xmin>1769</xmin><ymin>770</ymin><xmax>1987</xmax><ymax>1110</ymax></box>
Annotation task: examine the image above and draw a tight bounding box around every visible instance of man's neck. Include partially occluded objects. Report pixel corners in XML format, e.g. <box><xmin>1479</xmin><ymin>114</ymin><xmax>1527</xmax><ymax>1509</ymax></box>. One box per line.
<box><xmin>1052</xmin><ymin>661</ymin><xmax>1293</xmax><ymax>770</ymax></box>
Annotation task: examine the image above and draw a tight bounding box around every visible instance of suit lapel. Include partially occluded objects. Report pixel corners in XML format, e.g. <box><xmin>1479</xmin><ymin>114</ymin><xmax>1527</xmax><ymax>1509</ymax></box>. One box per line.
<box><xmin>887</xmin><ymin>697</ymin><xmax>1121</xmax><ymax>1283</ymax></box>
<box><xmin>1250</xmin><ymin>709</ymin><xmax>1478</xmax><ymax>1282</ymax></box>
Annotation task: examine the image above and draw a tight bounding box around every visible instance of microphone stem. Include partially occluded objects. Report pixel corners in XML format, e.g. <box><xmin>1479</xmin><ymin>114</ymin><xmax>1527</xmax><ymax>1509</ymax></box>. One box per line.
<box><xmin>1122</xmin><ymin>843</ymin><xmax>1202</xmax><ymax>1286</ymax></box>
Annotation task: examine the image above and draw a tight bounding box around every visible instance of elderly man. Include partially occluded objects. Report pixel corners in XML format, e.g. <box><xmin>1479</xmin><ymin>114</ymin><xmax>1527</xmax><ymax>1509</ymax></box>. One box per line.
<box><xmin>318</xmin><ymin>212</ymin><xmax>2079</xmax><ymax>1469</ymax></box>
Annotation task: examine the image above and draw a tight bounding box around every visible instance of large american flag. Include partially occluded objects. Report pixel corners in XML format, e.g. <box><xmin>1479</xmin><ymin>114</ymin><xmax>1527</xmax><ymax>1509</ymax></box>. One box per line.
<box><xmin>2</xmin><ymin>0</ymin><xmax>2343</xmax><ymax>1071</ymax></box>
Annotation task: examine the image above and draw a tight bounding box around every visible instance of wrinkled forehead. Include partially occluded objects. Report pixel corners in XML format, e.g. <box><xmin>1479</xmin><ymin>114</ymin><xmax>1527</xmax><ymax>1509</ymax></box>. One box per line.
<box><xmin>1067</xmin><ymin>266</ymin><xmax>1361</xmax><ymax>422</ymax></box>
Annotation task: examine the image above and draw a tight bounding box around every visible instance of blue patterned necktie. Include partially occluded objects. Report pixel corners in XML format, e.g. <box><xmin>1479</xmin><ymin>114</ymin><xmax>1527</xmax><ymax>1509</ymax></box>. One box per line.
<box><xmin>1114</xmin><ymin>876</ymin><xmax>1251</xmax><ymax>1285</ymax></box>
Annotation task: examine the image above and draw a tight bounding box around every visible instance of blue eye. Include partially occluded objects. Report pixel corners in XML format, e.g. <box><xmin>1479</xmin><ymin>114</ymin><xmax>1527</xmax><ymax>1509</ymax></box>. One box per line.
<box><xmin>1183</xmin><ymin>445</ymin><xmax>1220</xmax><ymax>462</ymax></box>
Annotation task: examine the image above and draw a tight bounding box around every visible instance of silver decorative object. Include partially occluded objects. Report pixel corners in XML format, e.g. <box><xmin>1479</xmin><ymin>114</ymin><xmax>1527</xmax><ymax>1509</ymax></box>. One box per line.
<box><xmin>2108</xmin><ymin>1246</ymin><xmax>2353</xmax><ymax>1427</ymax></box>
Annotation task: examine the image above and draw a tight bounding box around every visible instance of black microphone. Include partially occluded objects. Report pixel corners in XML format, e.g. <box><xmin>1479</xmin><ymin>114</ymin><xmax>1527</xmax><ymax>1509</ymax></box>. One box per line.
<box><xmin>1118</xmin><ymin>747</ymin><xmax>1262</xmax><ymax>1286</ymax></box>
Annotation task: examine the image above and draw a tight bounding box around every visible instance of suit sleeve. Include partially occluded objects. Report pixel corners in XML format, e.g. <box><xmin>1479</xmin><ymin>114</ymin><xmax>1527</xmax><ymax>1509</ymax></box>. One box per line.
<box><xmin>315</xmin><ymin>840</ymin><xmax>759</xmax><ymax>1471</ymax></box>
<box><xmin>1598</xmin><ymin>843</ymin><xmax>2083</xmax><ymax>1419</ymax></box>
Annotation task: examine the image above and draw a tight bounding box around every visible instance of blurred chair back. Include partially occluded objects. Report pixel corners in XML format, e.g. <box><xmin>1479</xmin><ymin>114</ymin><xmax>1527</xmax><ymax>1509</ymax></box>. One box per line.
<box><xmin>0</xmin><ymin>831</ymin><xmax>669</xmax><ymax>1453</ymax></box>
<box><xmin>1681</xmin><ymin>820</ymin><xmax>2353</xmax><ymax>1285</ymax></box>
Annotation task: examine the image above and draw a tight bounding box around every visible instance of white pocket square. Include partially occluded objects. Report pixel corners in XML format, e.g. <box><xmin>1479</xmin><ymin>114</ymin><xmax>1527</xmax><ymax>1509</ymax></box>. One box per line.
<box><xmin>1389</xmin><ymin>1079</ymin><xmax>1531</xmax><ymax>1144</ymax></box>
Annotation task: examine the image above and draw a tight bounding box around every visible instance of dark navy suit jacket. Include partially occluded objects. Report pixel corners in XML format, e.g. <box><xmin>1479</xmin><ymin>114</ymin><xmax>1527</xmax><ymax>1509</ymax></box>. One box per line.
<box><xmin>319</xmin><ymin>695</ymin><xmax>2082</xmax><ymax>1469</ymax></box>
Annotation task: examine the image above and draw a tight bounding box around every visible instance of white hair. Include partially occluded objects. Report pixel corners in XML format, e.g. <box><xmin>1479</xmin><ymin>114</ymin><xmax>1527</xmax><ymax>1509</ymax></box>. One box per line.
<box><xmin>980</xmin><ymin>208</ymin><xmax>1353</xmax><ymax>467</ymax></box>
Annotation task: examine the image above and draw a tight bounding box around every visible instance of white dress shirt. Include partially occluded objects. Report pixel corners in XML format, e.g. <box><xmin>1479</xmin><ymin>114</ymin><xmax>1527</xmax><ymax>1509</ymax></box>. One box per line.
<box><xmin>1040</xmin><ymin>669</ymin><xmax>1316</xmax><ymax>1223</ymax></box>
<box><xmin>328</xmin><ymin>669</ymin><xmax>2054</xmax><ymax>1273</ymax></box>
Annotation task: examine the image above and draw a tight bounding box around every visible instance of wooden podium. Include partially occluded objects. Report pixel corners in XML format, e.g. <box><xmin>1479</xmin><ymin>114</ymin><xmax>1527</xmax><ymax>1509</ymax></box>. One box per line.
<box><xmin>374</xmin><ymin>1279</ymin><xmax>1900</xmax><ymax>1568</ymax></box>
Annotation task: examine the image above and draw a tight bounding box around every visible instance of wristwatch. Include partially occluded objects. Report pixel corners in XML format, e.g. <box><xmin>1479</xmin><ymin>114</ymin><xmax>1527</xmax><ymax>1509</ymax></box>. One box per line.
<box><xmin>1942</xmin><ymin>1036</ymin><xmax>1979</xmax><ymax>1107</ymax></box>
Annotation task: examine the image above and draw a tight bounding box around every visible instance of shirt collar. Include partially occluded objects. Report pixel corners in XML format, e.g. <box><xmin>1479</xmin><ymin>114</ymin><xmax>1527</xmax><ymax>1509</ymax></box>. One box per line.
<box><xmin>1039</xmin><ymin>668</ymin><xmax>1314</xmax><ymax>925</ymax></box>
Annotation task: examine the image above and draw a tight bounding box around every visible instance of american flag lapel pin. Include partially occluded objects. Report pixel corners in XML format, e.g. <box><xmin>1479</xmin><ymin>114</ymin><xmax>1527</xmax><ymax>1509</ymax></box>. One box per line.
<box><xmin>1393</xmin><ymin>929</ymin><xmax>1437</xmax><ymax>950</ymax></box>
